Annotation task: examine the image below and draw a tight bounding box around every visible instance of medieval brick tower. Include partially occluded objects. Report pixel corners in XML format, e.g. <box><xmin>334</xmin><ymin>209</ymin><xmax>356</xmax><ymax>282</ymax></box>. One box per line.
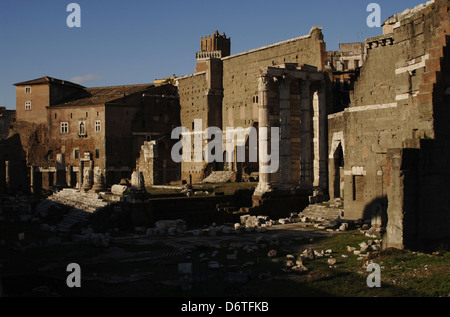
<box><xmin>195</xmin><ymin>30</ymin><xmax>230</xmax><ymax>73</ymax></box>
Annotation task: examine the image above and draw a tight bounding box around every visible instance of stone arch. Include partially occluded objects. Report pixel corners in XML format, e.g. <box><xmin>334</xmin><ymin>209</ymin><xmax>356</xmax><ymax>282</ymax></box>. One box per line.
<box><xmin>329</xmin><ymin>131</ymin><xmax>345</xmax><ymax>199</ymax></box>
<box><xmin>329</xmin><ymin>131</ymin><xmax>345</xmax><ymax>159</ymax></box>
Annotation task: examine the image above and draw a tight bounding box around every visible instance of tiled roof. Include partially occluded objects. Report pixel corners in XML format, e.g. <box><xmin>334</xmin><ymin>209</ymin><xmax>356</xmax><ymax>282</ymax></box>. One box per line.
<box><xmin>14</xmin><ymin>76</ymin><xmax>85</xmax><ymax>89</ymax></box>
<box><xmin>51</xmin><ymin>84</ymin><xmax>156</xmax><ymax>107</ymax></box>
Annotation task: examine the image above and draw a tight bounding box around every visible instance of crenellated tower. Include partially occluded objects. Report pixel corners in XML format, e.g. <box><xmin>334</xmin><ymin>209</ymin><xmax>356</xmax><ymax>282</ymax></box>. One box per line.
<box><xmin>195</xmin><ymin>30</ymin><xmax>230</xmax><ymax>73</ymax></box>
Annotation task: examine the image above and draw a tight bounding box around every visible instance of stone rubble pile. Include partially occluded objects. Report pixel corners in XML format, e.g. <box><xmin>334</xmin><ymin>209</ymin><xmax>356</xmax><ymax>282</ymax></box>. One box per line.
<box><xmin>201</xmin><ymin>171</ymin><xmax>235</xmax><ymax>184</ymax></box>
<box><xmin>345</xmin><ymin>239</ymin><xmax>383</xmax><ymax>261</ymax></box>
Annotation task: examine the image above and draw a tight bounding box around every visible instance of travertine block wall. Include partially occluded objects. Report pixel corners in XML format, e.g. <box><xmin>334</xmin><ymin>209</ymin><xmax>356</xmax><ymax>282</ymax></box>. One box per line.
<box><xmin>177</xmin><ymin>27</ymin><xmax>327</xmax><ymax>184</ymax></box>
<box><xmin>329</xmin><ymin>0</ymin><xmax>450</xmax><ymax>250</ymax></box>
<box><xmin>222</xmin><ymin>27</ymin><xmax>326</xmax><ymax>129</ymax></box>
<box><xmin>177</xmin><ymin>72</ymin><xmax>210</xmax><ymax>183</ymax></box>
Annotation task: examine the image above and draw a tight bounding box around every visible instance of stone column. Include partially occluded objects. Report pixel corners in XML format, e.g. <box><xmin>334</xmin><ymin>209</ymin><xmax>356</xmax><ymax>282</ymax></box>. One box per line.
<box><xmin>5</xmin><ymin>161</ymin><xmax>11</xmax><ymax>191</ymax></box>
<box><xmin>78</xmin><ymin>162</ymin><xmax>83</xmax><ymax>189</ymax></box>
<box><xmin>299</xmin><ymin>80</ymin><xmax>313</xmax><ymax>188</ymax></box>
<box><xmin>92</xmin><ymin>167</ymin><xmax>106</xmax><ymax>192</ymax></box>
<box><xmin>279</xmin><ymin>76</ymin><xmax>292</xmax><ymax>191</ymax></box>
<box><xmin>81</xmin><ymin>161</ymin><xmax>93</xmax><ymax>191</ymax></box>
<box><xmin>131</xmin><ymin>171</ymin><xmax>146</xmax><ymax>192</ymax></box>
<box><xmin>254</xmin><ymin>74</ymin><xmax>273</xmax><ymax>196</ymax></box>
<box><xmin>67</xmin><ymin>165</ymin><xmax>73</xmax><ymax>188</ymax></box>
<box><xmin>317</xmin><ymin>82</ymin><xmax>328</xmax><ymax>190</ymax></box>
<box><xmin>313</xmin><ymin>91</ymin><xmax>320</xmax><ymax>188</ymax></box>
<box><xmin>30</xmin><ymin>166</ymin><xmax>36</xmax><ymax>194</ymax></box>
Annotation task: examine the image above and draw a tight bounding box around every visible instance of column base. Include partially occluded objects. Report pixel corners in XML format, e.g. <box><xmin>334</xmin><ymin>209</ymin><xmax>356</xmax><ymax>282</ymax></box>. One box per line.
<box><xmin>254</xmin><ymin>182</ymin><xmax>274</xmax><ymax>197</ymax></box>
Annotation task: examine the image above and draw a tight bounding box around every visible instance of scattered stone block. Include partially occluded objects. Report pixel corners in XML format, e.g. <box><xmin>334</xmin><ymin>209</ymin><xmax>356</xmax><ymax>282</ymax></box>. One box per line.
<box><xmin>339</xmin><ymin>223</ymin><xmax>349</xmax><ymax>231</ymax></box>
<box><xmin>111</xmin><ymin>184</ymin><xmax>129</xmax><ymax>196</ymax></box>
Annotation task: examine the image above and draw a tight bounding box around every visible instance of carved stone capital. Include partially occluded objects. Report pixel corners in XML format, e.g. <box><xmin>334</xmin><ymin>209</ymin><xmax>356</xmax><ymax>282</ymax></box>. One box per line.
<box><xmin>258</xmin><ymin>74</ymin><xmax>272</xmax><ymax>91</ymax></box>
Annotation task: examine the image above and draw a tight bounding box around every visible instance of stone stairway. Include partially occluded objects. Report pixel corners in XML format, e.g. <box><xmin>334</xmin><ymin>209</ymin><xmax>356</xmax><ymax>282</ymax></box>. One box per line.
<box><xmin>202</xmin><ymin>171</ymin><xmax>235</xmax><ymax>184</ymax></box>
<box><xmin>37</xmin><ymin>188</ymin><xmax>110</xmax><ymax>232</ymax></box>
<box><xmin>299</xmin><ymin>201</ymin><xmax>345</xmax><ymax>221</ymax></box>
<box><xmin>47</xmin><ymin>188</ymin><xmax>109</xmax><ymax>213</ymax></box>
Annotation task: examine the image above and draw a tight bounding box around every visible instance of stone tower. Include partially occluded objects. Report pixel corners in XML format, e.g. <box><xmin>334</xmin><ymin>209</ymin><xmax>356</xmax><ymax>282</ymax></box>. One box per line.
<box><xmin>195</xmin><ymin>30</ymin><xmax>230</xmax><ymax>73</ymax></box>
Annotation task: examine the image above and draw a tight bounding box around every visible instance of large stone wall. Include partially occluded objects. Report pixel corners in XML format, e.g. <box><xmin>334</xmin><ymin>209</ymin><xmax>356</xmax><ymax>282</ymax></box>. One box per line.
<box><xmin>222</xmin><ymin>27</ymin><xmax>326</xmax><ymax>129</ymax></box>
<box><xmin>329</xmin><ymin>0</ymin><xmax>450</xmax><ymax>250</ymax></box>
<box><xmin>177</xmin><ymin>72</ymin><xmax>210</xmax><ymax>183</ymax></box>
<box><xmin>177</xmin><ymin>27</ymin><xmax>327</xmax><ymax>184</ymax></box>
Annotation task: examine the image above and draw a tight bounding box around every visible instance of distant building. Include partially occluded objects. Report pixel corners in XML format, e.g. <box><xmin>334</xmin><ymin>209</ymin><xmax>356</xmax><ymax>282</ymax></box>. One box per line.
<box><xmin>0</xmin><ymin>107</ymin><xmax>15</xmax><ymax>139</ymax></box>
<box><xmin>11</xmin><ymin>76</ymin><xmax>180</xmax><ymax>191</ymax></box>
<box><xmin>327</xmin><ymin>43</ymin><xmax>366</xmax><ymax>113</ymax></box>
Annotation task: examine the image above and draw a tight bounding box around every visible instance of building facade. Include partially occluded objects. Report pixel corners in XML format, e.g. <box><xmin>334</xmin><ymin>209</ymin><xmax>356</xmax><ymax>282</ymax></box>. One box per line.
<box><xmin>177</xmin><ymin>27</ymin><xmax>329</xmax><ymax>190</ymax></box>
<box><xmin>12</xmin><ymin>77</ymin><xmax>180</xmax><ymax>191</ymax></box>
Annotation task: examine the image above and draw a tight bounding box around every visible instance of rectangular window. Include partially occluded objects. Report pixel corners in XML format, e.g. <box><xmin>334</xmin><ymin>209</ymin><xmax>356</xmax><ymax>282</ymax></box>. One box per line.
<box><xmin>25</xmin><ymin>87</ymin><xmax>31</xmax><ymax>94</ymax></box>
<box><xmin>354</xmin><ymin>60</ymin><xmax>360</xmax><ymax>68</ymax></box>
<box><xmin>74</xmin><ymin>149</ymin><xmax>80</xmax><ymax>159</ymax></box>
<box><xmin>95</xmin><ymin>120</ymin><xmax>101</xmax><ymax>132</ymax></box>
<box><xmin>95</xmin><ymin>149</ymin><xmax>100</xmax><ymax>159</ymax></box>
<box><xmin>60</xmin><ymin>122</ymin><xmax>69</xmax><ymax>133</ymax></box>
<box><xmin>25</xmin><ymin>101</ymin><xmax>31</xmax><ymax>110</ymax></box>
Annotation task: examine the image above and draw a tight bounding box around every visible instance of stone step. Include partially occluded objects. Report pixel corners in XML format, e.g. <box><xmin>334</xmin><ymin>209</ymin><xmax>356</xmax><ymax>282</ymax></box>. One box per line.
<box><xmin>202</xmin><ymin>171</ymin><xmax>234</xmax><ymax>184</ymax></box>
<box><xmin>300</xmin><ymin>203</ymin><xmax>344</xmax><ymax>220</ymax></box>
<box><xmin>38</xmin><ymin>189</ymin><xmax>110</xmax><ymax>228</ymax></box>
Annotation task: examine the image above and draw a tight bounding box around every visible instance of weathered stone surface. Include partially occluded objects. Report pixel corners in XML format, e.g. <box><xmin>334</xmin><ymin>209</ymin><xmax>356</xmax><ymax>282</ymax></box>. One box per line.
<box><xmin>111</xmin><ymin>184</ymin><xmax>129</xmax><ymax>196</ymax></box>
<box><xmin>131</xmin><ymin>171</ymin><xmax>146</xmax><ymax>192</ymax></box>
<box><xmin>328</xmin><ymin>0</ymin><xmax>450</xmax><ymax>252</ymax></box>
<box><xmin>339</xmin><ymin>223</ymin><xmax>349</xmax><ymax>231</ymax></box>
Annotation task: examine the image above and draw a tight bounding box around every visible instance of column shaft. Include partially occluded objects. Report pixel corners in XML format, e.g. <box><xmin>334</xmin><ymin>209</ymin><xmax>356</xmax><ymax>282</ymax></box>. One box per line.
<box><xmin>318</xmin><ymin>83</ymin><xmax>328</xmax><ymax>190</ymax></box>
<box><xmin>279</xmin><ymin>77</ymin><xmax>292</xmax><ymax>190</ymax></box>
<box><xmin>254</xmin><ymin>74</ymin><xmax>273</xmax><ymax>196</ymax></box>
<box><xmin>300</xmin><ymin>80</ymin><xmax>313</xmax><ymax>188</ymax></box>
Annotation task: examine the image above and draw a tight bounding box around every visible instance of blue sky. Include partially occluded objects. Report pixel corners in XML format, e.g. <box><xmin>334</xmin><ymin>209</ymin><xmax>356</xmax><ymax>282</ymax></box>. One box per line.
<box><xmin>0</xmin><ymin>0</ymin><xmax>427</xmax><ymax>109</ymax></box>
